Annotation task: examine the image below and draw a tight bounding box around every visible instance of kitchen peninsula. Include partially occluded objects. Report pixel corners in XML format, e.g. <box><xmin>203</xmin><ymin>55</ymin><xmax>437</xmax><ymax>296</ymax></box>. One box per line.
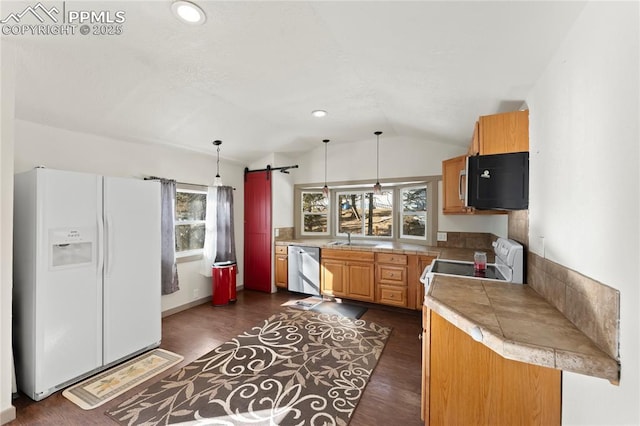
<box><xmin>421</xmin><ymin>274</ymin><xmax>619</xmax><ymax>425</ymax></box>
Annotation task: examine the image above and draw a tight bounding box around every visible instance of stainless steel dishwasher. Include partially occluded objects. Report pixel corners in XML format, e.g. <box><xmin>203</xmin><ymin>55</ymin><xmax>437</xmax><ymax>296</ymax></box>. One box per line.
<box><xmin>287</xmin><ymin>246</ymin><xmax>320</xmax><ymax>296</ymax></box>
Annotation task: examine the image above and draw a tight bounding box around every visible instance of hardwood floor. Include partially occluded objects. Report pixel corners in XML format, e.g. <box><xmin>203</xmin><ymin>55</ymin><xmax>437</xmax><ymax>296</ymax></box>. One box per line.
<box><xmin>9</xmin><ymin>290</ymin><xmax>423</xmax><ymax>425</ymax></box>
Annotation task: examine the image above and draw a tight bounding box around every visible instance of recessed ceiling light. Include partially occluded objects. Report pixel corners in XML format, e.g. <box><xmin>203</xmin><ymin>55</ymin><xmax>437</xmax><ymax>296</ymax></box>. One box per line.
<box><xmin>311</xmin><ymin>110</ymin><xmax>327</xmax><ymax>118</ymax></box>
<box><xmin>171</xmin><ymin>1</ymin><xmax>206</xmax><ymax>25</ymax></box>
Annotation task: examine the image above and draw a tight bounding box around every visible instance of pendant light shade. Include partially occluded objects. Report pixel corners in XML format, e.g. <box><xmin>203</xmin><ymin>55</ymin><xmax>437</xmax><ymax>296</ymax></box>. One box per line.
<box><xmin>373</xmin><ymin>131</ymin><xmax>382</xmax><ymax>195</ymax></box>
<box><xmin>213</xmin><ymin>140</ymin><xmax>223</xmax><ymax>186</ymax></box>
<box><xmin>322</xmin><ymin>139</ymin><xmax>330</xmax><ymax>198</ymax></box>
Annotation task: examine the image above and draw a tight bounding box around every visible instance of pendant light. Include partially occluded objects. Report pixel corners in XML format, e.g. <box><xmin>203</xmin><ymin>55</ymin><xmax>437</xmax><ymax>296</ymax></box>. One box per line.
<box><xmin>213</xmin><ymin>140</ymin><xmax>223</xmax><ymax>186</ymax></box>
<box><xmin>373</xmin><ymin>131</ymin><xmax>383</xmax><ymax>195</ymax></box>
<box><xmin>322</xmin><ymin>139</ymin><xmax>330</xmax><ymax>198</ymax></box>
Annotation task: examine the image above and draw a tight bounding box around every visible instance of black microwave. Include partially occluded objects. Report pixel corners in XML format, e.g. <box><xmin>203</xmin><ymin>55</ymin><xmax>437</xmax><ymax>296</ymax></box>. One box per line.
<box><xmin>465</xmin><ymin>152</ymin><xmax>529</xmax><ymax>210</ymax></box>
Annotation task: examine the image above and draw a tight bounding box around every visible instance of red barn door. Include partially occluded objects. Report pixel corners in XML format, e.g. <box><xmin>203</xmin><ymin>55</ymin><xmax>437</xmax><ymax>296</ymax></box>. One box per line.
<box><xmin>244</xmin><ymin>170</ymin><xmax>272</xmax><ymax>292</ymax></box>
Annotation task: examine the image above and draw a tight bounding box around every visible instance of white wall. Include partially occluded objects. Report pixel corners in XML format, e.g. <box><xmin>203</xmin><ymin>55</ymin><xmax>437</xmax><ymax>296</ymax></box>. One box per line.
<box><xmin>13</xmin><ymin>119</ymin><xmax>246</xmax><ymax>314</ymax></box>
<box><xmin>293</xmin><ymin>135</ymin><xmax>508</xmax><ymax>236</ymax></box>
<box><xmin>527</xmin><ymin>2</ymin><xmax>639</xmax><ymax>424</ymax></box>
<box><xmin>271</xmin><ymin>153</ymin><xmax>296</xmax><ymax>229</ymax></box>
<box><xmin>1</xmin><ymin>41</ymin><xmax>17</xmax><ymax>425</ymax></box>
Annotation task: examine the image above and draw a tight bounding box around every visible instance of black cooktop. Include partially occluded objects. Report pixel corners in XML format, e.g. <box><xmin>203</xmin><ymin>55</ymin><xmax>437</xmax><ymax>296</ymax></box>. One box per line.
<box><xmin>431</xmin><ymin>261</ymin><xmax>506</xmax><ymax>280</ymax></box>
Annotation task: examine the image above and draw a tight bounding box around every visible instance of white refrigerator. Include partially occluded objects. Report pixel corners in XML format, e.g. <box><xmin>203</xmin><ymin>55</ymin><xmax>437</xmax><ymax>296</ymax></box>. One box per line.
<box><xmin>13</xmin><ymin>168</ymin><xmax>162</xmax><ymax>401</ymax></box>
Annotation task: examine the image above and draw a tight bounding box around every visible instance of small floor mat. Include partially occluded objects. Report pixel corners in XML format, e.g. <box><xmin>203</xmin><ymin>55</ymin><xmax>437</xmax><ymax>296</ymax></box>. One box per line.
<box><xmin>62</xmin><ymin>348</ymin><xmax>183</xmax><ymax>410</ymax></box>
<box><xmin>282</xmin><ymin>297</ymin><xmax>368</xmax><ymax>319</ymax></box>
<box><xmin>280</xmin><ymin>296</ymin><xmax>323</xmax><ymax>310</ymax></box>
<box><xmin>311</xmin><ymin>301</ymin><xmax>368</xmax><ymax>319</ymax></box>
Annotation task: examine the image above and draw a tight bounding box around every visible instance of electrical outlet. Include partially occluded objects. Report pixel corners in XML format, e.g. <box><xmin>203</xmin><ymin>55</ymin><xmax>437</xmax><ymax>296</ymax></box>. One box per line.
<box><xmin>275</xmin><ymin>228</ymin><xmax>280</xmax><ymax>237</ymax></box>
<box><xmin>193</xmin><ymin>288</ymin><xmax>200</xmax><ymax>298</ymax></box>
<box><xmin>437</xmin><ymin>232</ymin><xmax>448</xmax><ymax>242</ymax></box>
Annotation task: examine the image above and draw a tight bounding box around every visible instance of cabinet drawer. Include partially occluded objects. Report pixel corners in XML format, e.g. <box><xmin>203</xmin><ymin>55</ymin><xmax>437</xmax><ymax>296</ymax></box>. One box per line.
<box><xmin>376</xmin><ymin>252</ymin><xmax>408</xmax><ymax>265</ymax></box>
<box><xmin>321</xmin><ymin>249</ymin><xmax>375</xmax><ymax>262</ymax></box>
<box><xmin>377</xmin><ymin>285</ymin><xmax>407</xmax><ymax>307</ymax></box>
<box><xmin>274</xmin><ymin>245</ymin><xmax>288</xmax><ymax>255</ymax></box>
<box><xmin>377</xmin><ymin>264</ymin><xmax>407</xmax><ymax>285</ymax></box>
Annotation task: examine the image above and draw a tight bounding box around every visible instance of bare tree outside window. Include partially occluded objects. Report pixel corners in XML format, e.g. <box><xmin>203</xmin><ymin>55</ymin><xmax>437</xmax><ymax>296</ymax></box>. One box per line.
<box><xmin>302</xmin><ymin>192</ymin><xmax>329</xmax><ymax>234</ymax></box>
<box><xmin>401</xmin><ymin>186</ymin><xmax>427</xmax><ymax>238</ymax></box>
<box><xmin>175</xmin><ymin>190</ymin><xmax>207</xmax><ymax>253</ymax></box>
<box><xmin>338</xmin><ymin>191</ymin><xmax>393</xmax><ymax>237</ymax></box>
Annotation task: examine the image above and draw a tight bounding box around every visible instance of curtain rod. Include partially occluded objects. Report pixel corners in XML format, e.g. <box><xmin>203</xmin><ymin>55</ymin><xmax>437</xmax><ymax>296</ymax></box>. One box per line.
<box><xmin>144</xmin><ymin>176</ymin><xmax>236</xmax><ymax>190</ymax></box>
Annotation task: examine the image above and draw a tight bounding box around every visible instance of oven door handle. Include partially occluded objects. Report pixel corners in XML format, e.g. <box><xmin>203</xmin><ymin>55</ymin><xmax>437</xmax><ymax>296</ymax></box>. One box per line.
<box><xmin>419</xmin><ymin>264</ymin><xmax>432</xmax><ymax>285</ymax></box>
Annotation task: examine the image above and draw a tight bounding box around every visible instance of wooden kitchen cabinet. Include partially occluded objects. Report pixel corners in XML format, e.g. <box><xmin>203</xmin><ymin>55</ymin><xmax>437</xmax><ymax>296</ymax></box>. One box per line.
<box><xmin>321</xmin><ymin>259</ymin><xmax>347</xmax><ymax>297</ymax></box>
<box><xmin>442</xmin><ymin>155</ymin><xmax>470</xmax><ymax>214</ymax></box>
<box><xmin>469</xmin><ymin>110</ymin><xmax>529</xmax><ymax>156</ymax></box>
<box><xmin>347</xmin><ymin>263</ymin><xmax>375</xmax><ymax>302</ymax></box>
<box><xmin>274</xmin><ymin>245</ymin><xmax>288</xmax><ymax>289</ymax></box>
<box><xmin>421</xmin><ymin>306</ymin><xmax>431</xmax><ymax>421</ymax></box>
<box><xmin>375</xmin><ymin>253</ymin><xmax>408</xmax><ymax>308</ymax></box>
<box><xmin>321</xmin><ymin>249</ymin><xmax>375</xmax><ymax>302</ymax></box>
<box><xmin>422</xmin><ymin>307</ymin><xmax>561</xmax><ymax>425</ymax></box>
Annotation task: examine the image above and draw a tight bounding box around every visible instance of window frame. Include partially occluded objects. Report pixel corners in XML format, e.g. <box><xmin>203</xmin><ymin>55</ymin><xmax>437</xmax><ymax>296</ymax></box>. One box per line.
<box><xmin>335</xmin><ymin>189</ymin><xmax>394</xmax><ymax>239</ymax></box>
<box><xmin>399</xmin><ymin>184</ymin><xmax>428</xmax><ymax>241</ymax></box>
<box><xmin>300</xmin><ymin>190</ymin><xmax>330</xmax><ymax>236</ymax></box>
<box><xmin>175</xmin><ymin>185</ymin><xmax>208</xmax><ymax>260</ymax></box>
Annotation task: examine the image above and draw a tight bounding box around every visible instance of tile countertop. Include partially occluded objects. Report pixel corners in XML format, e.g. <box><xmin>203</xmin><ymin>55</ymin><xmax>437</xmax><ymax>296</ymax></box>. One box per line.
<box><xmin>425</xmin><ymin>275</ymin><xmax>620</xmax><ymax>384</ymax></box>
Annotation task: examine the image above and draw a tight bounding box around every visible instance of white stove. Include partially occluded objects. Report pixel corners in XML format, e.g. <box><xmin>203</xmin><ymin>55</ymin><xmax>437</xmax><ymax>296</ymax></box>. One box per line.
<box><xmin>420</xmin><ymin>238</ymin><xmax>524</xmax><ymax>290</ymax></box>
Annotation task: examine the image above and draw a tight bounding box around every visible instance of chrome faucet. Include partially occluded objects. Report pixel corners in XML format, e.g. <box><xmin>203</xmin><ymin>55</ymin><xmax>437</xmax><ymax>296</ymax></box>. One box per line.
<box><xmin>346</xmin><ymin>231</ymin><xmax>352</xmax><ymax>245</ymax></box>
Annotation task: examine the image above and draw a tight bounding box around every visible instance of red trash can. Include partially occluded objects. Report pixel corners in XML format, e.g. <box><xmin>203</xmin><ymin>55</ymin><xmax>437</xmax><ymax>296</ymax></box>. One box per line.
<box><xmin>212</xmin><ymin>262</ymin><xmax>236</xmax><ymax>306</ymax></box>
<box><xmin>228</xmin><ymin>263</ymin><xmax>237</xmax><ymax>302</ymax></box>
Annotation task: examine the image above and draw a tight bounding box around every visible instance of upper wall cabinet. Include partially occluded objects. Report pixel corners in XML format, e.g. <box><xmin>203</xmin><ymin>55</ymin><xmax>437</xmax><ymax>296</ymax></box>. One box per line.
<box><xmin>442</xmin><ymin>155</ymin><xmax>468</xmax><ymax>214</ymax></box>
<box><xmin>468</xmin><ymin>110</ymin><xmax>529</xmax><ymax>156</ymax></box>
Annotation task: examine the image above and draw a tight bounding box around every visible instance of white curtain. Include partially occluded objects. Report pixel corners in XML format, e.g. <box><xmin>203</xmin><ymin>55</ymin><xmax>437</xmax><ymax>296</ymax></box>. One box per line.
<box><xmin>200</xmin><ymin>186</ymin><xmax>217</xmax><ymax>277</ymax></box>
<box><xmin>214</xmin><ymin>186</ymin><xmax>236</xmax><ymax>264</ymax></box>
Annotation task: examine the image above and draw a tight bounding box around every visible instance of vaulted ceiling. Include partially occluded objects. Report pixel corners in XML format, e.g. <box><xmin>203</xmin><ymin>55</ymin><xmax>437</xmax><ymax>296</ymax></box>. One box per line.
<box><xmin>6</xmin><ymin>1</ymin><xmax>586</xmax><ymax>164</ymax></box>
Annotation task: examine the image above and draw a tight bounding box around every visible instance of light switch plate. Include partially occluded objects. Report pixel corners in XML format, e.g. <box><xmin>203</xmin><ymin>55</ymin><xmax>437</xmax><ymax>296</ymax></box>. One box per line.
<box><xmin>437</xmin><ymin>232</ymin><xmax>447</xmax><ymax>242</ymax></box>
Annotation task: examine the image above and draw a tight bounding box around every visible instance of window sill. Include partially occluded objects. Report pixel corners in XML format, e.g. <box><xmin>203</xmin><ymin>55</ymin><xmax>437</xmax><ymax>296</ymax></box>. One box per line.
<box><xmin>176</xmin><ymin>252</ymin><xmax>203</xmax><ymax>264</ymax></box>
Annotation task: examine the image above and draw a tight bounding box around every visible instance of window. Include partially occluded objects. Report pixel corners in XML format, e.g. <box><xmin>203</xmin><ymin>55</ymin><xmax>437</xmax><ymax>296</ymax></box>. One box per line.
<box><xmin>294</xmin><ymin>178</ymin><xmax>437</xmax><ymax>245</ymax></box>
<box><xmin>175</xmin><ymin>188</ymin><xmax>207</xmax><ymax>256</ymax></box>
<box><xmin>337</xmin><ymin>190</ymin><xmax>393</xmax><ymax>237</ymax></box>
<box><xmin>400</xmin><ymin>186</ymin><xmax>427</xmax><ymax>239</ymax></box>
<box><xmin>301</xmin><ymin>191</ymin><xmax>329</xmax><ymax>235</ymax></box>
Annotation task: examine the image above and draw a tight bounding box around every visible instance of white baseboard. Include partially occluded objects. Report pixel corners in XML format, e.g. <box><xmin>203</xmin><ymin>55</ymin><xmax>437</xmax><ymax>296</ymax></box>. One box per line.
<box><xmin>1</xmin><ymin>405</ymin><xmax>16</xmax><ymax>425</ymax></box>
<box><xmin>162</xmin><ymin>296</ymin><xmax>210</xmax><ymax>318</ymax></box>
<box><xmin>161</xmin><ymin>286</ymin><xmax>245</xmax><ymax>318</ymax></box>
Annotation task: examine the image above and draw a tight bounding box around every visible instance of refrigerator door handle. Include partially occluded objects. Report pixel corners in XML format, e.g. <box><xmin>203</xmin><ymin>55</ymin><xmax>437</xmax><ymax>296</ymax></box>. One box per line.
<box><xmin>105</xmin><ymin>213</ymin><xmax>114</xmax><ymax>277</ymax></box>
<box><xmin>97</xmin><ymin>209</ymin><xmax>104</xmax><ymax>276</ymax></box>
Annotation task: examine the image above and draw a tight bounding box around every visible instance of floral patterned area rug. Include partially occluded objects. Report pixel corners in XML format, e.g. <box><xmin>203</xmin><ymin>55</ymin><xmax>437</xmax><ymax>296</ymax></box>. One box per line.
<box><xmin>62</xmin><ymin>349</ymin><xmax>184</xmax><ymax>410</ymax></box>
<box><xmin>105</xmin><ymin>309</ymin><xmax>392</xmax><ymax>425</ymax></box>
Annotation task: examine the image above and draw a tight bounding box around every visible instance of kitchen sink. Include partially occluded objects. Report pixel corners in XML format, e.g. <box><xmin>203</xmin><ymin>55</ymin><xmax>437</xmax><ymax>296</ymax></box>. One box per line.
<box><xmin>347</xmin><ymin>241</ymin><xmax>380</xmax><ymax>247</ymax></box>
<box><xmin>327</xmin><ymin>240</ymin><xmax>381</xmax><ymax>247</ymax></box>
